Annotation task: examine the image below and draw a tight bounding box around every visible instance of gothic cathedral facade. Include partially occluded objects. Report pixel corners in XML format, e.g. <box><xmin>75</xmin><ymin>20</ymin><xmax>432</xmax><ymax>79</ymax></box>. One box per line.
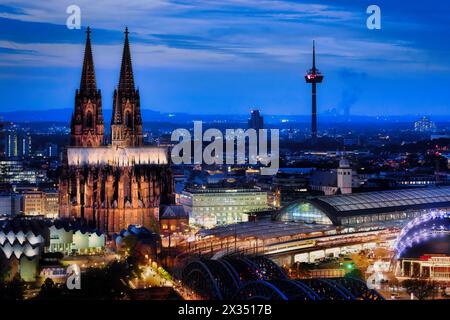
<box><xmin>59</xmin><ymin>28</ymin><xmax>173</xmax><ymax>235</ymax></box>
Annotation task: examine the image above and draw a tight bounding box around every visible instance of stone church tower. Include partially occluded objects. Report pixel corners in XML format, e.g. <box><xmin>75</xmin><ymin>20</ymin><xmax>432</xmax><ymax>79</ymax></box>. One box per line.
<box><xmin>111</xmin><ymin>27</ymin><xmax>143</xmax><ymax>148</ymax></box>
<box><xmin>337</xmin><ymin>157</ymin><xmax>353</xmax><ymax>194</ymax></box>
<box><xmin>70</xmin><ymin>27</ymin><xmax>104</xmax><ymax>147</ymax></box>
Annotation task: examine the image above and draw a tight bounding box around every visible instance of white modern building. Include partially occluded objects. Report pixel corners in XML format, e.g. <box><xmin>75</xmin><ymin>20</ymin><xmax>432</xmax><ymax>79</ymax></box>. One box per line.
<box><xmin>0</xmin><ymin>216</ymin><xmax>105</xmax><ymax>281</ymax></box>
<box><xmin>47</xmin><ymin>224</ymin><xmax>105</xmax><ymax>255</ymax></box>
<box><xmin>180</xmin><ymin>187</ymin><xmax>269</xmax><ymax>228</ymax></box>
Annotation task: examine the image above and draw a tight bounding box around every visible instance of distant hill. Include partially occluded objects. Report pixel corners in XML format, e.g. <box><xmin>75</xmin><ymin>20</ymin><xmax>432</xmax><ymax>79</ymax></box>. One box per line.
<box><xmin>0</xmin><ymin>108</ymin><xmax>161</xmax><ymax>123</ymax></box>
<box><xmin>0</xmin><ymin>108</ymin><xmax>249</xmax><ymax>124</ymax></box>
<box><xmin>1</xmin><ymin>108</ymin><xmax>450</xmax><ymax>124</ymax></box>
<box><xmin>0</xmin><ymin>108</ymin><xmax>74</xmax><ymax>122</ymax></box>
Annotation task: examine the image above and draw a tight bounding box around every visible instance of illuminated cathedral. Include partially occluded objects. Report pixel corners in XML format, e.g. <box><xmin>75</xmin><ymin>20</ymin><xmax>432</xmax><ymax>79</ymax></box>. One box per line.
<box><xmin>59</xmin><ymin>27</ymin><xmax>173</xmax><ymax>234</ymax></box>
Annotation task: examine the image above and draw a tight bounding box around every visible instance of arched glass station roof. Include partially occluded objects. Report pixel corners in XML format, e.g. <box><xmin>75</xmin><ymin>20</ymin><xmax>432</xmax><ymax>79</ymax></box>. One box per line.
<box><xmin>276</xmin><ymin>187</ymin><xmax>450</xmax><ymax>226</ymax></box>
<box><xmin>317</xmin><ymin>187</ymin><xmax>450</xmax><ymax>212</ymax></box>
<box><xmin>278</xmin><ymin>202</ymin><xmax>333</xmax><ymax>225</ymax></box>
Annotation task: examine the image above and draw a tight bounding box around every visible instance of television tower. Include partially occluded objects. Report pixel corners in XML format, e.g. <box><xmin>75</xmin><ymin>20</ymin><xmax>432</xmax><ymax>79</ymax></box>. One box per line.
<box><xmin>305</xmin><ymin>41</ymin><xmax>324</xmax><ymax>140</ymax></box>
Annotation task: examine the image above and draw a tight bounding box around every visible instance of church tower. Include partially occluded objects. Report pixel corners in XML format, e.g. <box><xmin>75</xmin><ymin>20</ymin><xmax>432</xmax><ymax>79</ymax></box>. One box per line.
<box><xmin>70</xmin><ymin>27</ymin><xmax>104</xmax><ymax>147</ymax></box>
<box><xmin>337</xmin><ymin>157</ymin><xmax>352</xmax><ymax>194</ymax></box>
<box><xmin>111</xmin><ymin>28</ymin><xmax>143</xmax><ymax>148</ymax></box>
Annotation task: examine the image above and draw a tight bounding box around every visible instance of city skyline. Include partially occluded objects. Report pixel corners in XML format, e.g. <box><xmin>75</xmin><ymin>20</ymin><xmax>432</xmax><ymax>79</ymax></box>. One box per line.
<box><xmin>1</xmin><ymin>0</ymin><xmax>450</xmax><ymax>306</ymax></box>
<box><xmin>1</xmin><ymin>0</ymin><xmax>450</xmax><ymax>116</ymax></box>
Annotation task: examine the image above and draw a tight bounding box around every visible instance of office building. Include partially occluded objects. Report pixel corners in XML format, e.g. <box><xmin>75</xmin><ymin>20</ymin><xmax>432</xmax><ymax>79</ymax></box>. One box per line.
<box><xmin>180</xmin><ymin>187</ymin><xmax>269</xmax><ymax>228</ymax></box>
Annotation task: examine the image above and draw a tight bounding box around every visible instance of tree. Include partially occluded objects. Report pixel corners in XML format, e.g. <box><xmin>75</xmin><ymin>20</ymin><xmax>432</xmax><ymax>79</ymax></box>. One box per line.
<box><xmin>386</xmin><ymin>274</ymin><xmax>400</xmax><ymax>290</ymax></box>
<box><xmin>64</xmin><ymin>260</ymin><xmax>131</xmax><ymax>300</ymax></box>
<box><xmin>402</xmin><ymin>278</ymin><xmax>437</xmax><ymax>300</ymax></box>
<box><xmin>35</xmin><ymin>259</ymin><xmax>140</xmax><ymax>300</ymax></box>
<box><xmin>121</xmin><ymin>235</ymin><xmax>138</xmax><ymax>256</ymax></box>
<box><xmin>345</xmin><ymin>267</ymin><xmax>364</xmax><ymax>280</ymax></box>
<box><xmin>351</xmin><ymin>252</ymin><xmax>370</xmax><ymax>272</ymax></box>
<box><xmin>373</xmin><ymin>247</ymin><xmax>389</xmax><ymax>259</ymax></box>
<box><xmin>290</xmin><ymin>262</ymin><xmax>313</xmax><ymax>279</ymax></box>
<box><xmin>0</xmin><ymin>254</ymin><xmax>11</xmax><ymax>282</ymax></box>
<box><xmin>0</xmin><ymin>275</ymin><xmax>25</xmax><ymax>300</ymax></box>
<box><xmin>147</xmin><ymin>214</ymin><xmax>161</xmax><ymax>234</ymax></box>
<box><xmin>37</xmin><ymin>278</ymin><xmax>65</xmax><ymax>300</ymax></box>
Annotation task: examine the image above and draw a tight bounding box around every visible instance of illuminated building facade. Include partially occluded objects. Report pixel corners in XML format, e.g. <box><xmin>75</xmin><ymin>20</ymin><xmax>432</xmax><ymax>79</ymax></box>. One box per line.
<box><xmin>160</xmin><ymin>205</ymin><xmax>189</xmax><ymax>235</ymax></box>
<box><xmin>180</xmin><ymin>188</ymin><xmax>269</xmax><ymax>228</ymax></box>
<box><xmin>0</xmin><ymin>217</ymin><xmax>47</xmax><ymax>281</ymax></box>
<box><xmin>397</xmin><ymin>255</ymin><xmax>450</xmax><ymax>283</ymax></box>
<box><xmin>0</xmin><ymin>216</ymin><xmax>105</xmax><ymax>281</ymax></box>
<box><xmin>23</xmin><ymin>190</ymin><xmax>59</xmax><ymax>219</ymax></box>
<box><xmin>414</xmin><ymin>116</ymin><xmax>436</xmax><ymax>132</ymax></box>
<box><xmin>4</xmin><ymin>130</ymin><xmax>31</xmax><ymax>158</ymax></box>
<box><xmin>59</xmin><ymin>28</ymin><xmax>173</xmax><ymax>234</ymax></box>
<box><xmin>46</xmin><ymin>223</ymin><xmax>105</xmax><ymax>256</ymax></box>
<box><xmin>5</xmin><ymin>130</ymin><xmax>17</xmax><ymax>157</ymax></box>
<box><xmin>0</xmin><ymin>160</ymin><xmax>46</xmax><ymax>184</ymax></box>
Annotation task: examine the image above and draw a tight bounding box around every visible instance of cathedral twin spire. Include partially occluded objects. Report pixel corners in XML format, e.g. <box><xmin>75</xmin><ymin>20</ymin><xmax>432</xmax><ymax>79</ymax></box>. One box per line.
<box><xmin>70</xmin><ymin>27</ymin><xmax>143</xmax><ymax>148</ymax></box>
<box><xmin>70</xmin><ymin>27</ymin><xmax>103</xmax><ymax>147</ymax></box>
<box><xmin>118</xmin><ymin>27</ymin><xmax>135</xmax><ymax>95</ymax></box>
<box><xmin>79</xmin><ymin>27</ymin><xmax>97</xmax><ymax>95</ymax></box>
<box><xmin>112</xmin><ymin>27</ymin><xmax>143</xmax><ymax>147</ymax></box>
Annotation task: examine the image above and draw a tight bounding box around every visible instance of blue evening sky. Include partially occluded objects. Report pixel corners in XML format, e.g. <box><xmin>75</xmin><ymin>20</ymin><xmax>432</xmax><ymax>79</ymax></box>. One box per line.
<box><xmin>0</xmin><ymin>0</ymin><xmax>449</xmax><ymax>116</ymax></box>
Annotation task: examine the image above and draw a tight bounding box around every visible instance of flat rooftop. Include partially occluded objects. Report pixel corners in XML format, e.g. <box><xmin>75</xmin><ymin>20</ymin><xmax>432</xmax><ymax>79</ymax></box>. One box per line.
<box><xmin>184</xmin><ymin>188</ymin><xmax>265</xmax><ymax>195</ymax></box>
<box><xmin>198</xmin><ymin>219</ymin><xmax>403</xmax><ymax>241</ymax></box>
<box><xmin>308</xmin><ymin>186</ymin><xmax>450</xmax><ymax>219</ymax></box>
<box><xmin>198</xmin><ymin>220</ymin><xmax>335</xmax><ymax>240</ymax></box>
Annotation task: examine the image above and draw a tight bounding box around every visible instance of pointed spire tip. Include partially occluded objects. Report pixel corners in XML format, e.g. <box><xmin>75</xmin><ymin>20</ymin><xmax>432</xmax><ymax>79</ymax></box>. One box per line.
<box><xmin>79</xmin><ymin>25</ymin><xmax>96</xmax><ymax>93</ymax></box>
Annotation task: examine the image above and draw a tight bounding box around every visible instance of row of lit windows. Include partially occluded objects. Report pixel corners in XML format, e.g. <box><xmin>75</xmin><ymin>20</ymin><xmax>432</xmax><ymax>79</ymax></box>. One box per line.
<box><xmin>340</xmin><ymin>210</ymin><xmax>420</xmax><ymax>225</ymax></box>
<box><xmin>191</xmin><ymin>214</ymin><xmax>245</xmax><ymax>225</ymax></box>
<box><xmin>193</xmin><ymin>196</ymin><xmax>265</xmax><ymax>202</ymax></box>
<box><xmin>399</xmin><ymin>181</ymin><xmax>434</xmax><ymax>185</ymax></box>
<box><xmin>194</xmin><ymin>206</ymin><xmax>264</xmax><ymax>212</ymax></box>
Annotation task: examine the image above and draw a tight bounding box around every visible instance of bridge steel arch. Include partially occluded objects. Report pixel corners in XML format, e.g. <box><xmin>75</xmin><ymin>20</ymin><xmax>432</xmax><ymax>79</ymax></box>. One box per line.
<box><xmin>298</xmin><ymin>278</ymin><xmax>350</xmax><ymax>300</ymax></box>
<box><xmin>333</xmin><ymin>277</ymin><xmax>385</xmax><ymax>300</ymax></box>
<box><xmin>182</xmin><ymin>259</ymin><xmax>240</xmax><ymax>300</ymax></box>
<box><xmin>250</xmin><ymin>255</ymin><xmax>288</xmax><ymax>281</ymax></box>
<box><xmin>181</xmin><ymin>256</ymin><xmax>383</xmax><ymax>300</ymax></box>
<box><xmin>233</xmin><ymin>281</ymin><xmax>289</xmax><ymax>301</ymax></box>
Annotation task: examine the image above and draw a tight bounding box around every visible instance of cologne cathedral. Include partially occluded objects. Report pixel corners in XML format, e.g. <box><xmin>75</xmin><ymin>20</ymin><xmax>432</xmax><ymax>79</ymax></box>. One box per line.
<box><xmin>59</xmin><ymin>28</ymin><xmax>173</xmax><ymax>234</ymax></box>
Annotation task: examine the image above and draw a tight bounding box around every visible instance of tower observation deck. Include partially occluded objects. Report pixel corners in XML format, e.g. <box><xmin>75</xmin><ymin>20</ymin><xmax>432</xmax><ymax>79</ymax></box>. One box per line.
<box><xmin>305</xmin><ymin>41</ymin><xmax>324</xmax><ymax>140</ymax></box>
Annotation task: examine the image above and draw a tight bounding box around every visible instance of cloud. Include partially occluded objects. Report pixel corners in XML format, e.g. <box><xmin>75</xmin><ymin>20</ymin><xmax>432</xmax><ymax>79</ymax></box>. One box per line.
<box><xmin>1</xmin><ymin>1</ymin><xmax>449</xmax><ymax>82</ymax></box>
<box><xmin>0</xmin><ymin>0</ymin><xmax>356</xmax><ymax>25</ymax></box>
